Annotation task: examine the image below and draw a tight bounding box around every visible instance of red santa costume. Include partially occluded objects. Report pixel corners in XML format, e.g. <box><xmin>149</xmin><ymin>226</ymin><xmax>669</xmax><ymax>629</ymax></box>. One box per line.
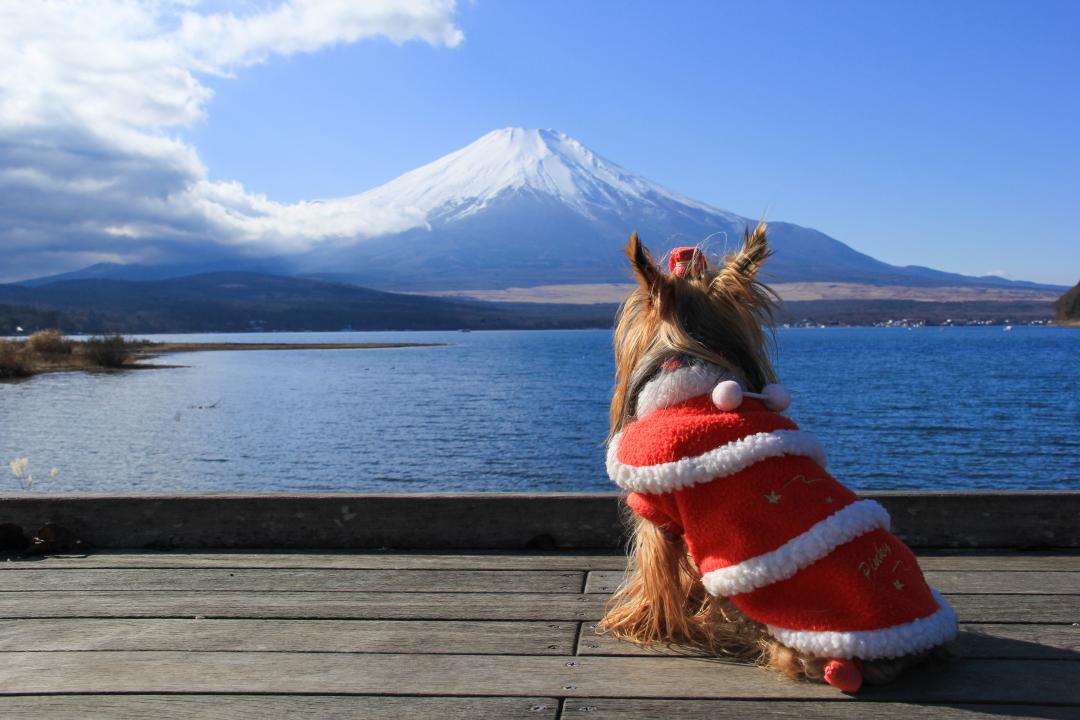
<box><xmin>607</xmin><ymin>358</ymin><xmax>957</xmax><ymax>661</ymax></box>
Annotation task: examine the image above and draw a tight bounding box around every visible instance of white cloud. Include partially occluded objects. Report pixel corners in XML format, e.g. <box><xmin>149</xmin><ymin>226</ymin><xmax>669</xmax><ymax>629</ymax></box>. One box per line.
<box><xmin>179</xmin><ymin>1</ymin><xmax>464</xmax><ymax>68</ymax></box>
<box><xmin>0</xmin><ymin>0</ymin><xmax>463</xmax><ymax>281</ymax></box>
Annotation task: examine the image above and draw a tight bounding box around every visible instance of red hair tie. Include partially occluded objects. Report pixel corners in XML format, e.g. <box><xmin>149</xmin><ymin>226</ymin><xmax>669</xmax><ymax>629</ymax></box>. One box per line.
<box><xmin>668</xmin><ymin>247</ymin><xmax>706</xmax><ymax>277</ymax></box>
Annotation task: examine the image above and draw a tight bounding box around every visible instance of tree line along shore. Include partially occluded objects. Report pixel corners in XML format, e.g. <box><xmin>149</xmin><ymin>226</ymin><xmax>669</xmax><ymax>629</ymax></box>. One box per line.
<box><xmin>3</xmin><ymin>269</ymin><xmax>1074</xmax><ymax>337</ymax></box>
<box><xmin>0</xmin><ymin>330</ymin><xmax>441</xmax><ymax>380</ymax></box>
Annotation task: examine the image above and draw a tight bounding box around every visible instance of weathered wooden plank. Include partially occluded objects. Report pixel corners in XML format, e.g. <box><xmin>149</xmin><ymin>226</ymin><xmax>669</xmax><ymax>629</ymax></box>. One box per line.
<box><xmin>0</xmin><ymin>493</ymin><xmax>625</xmax><ymax>549</ymax></box>
<box><xmin>0</xmin><ymin>618</ymin><xmax>577</xmax><ymax>654</ymax></box>
<box><xmin>0</xmin><ymin>695</ymin><xmax>560</xmax><ymax>720</ymax></box>
<box><xmin>578</xmin><ymin>623</ymin><xmax>1080</xmax><ymax>660</ymax></box>
<box><xmin>914</xmin><ymin>550</ymin><xmax>1080</xmax><ymax>572</ymax></box>
<box><xmin>878</xmin><ymin>492</ymin><xmax>1080</xmax><ymax>548</ymax></box>
<box><xmin>0</xmin><ymin>591</ymin><xmax>1070</xmax><ymax>622</ymax></box>
<box><xmin>0</xmin><ymin>652</ymin><xmax>1076</xmax><ymax>703</ymax></box>
<box><xmin>941</xmin><ymin>594</ymin><xmax>1080</xmax><ymax>623</ymax></box>
<box><xmin>576</xmin><ymin>593</ymin><xmax>1080</xmax><ymax>624</ymax></box>
<box><xmin>0</xmin><ymin>550</ymin><xmax>629</xmax><ymax>571</ymax></box>
<box><xmin>562</xmin><ymin>700</ymin><xmax>1080</xmax><ymax>719</ymax></box>
<box><xmin>586</xmin><ymin>570</ymin><xmax>1080</xmax><ymax>594</ymax></box>
<box><xmin>0</xmin><ymin>591</ymin><xmax>606</xmax><ymax>620</ymax></box>
<box><xmin>0</xmin><ymin>568</ymin><xmax>583</xmax><ymax>593</ymax></box>
<box><xmin>7</xmin><ymin>549</ymin><xmax>1076</xmax><ymax>572</ymax></box>
<box><xmin>958</xmin><ymin>623</ymin><xmax>1080</xmax><ymax>659</ymax></box>
<box><xmin>2</xmin><ymin>491</ymin><xmax>1078</xmax><ymax>548</ymax></box>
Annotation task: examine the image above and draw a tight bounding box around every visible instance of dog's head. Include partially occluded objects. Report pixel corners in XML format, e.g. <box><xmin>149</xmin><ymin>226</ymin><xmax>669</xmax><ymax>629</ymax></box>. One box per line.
<box><xmin>609</xmin><ymin>222</ymin><xmax>778</xmax><ymax>437</ymax></box>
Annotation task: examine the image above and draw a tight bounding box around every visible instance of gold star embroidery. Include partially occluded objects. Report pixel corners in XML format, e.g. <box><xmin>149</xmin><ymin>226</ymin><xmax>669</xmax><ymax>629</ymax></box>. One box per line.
<box><xmin>765</xmin><ymin>491</ymin><xmax>781</xmax><ymax>504</ymax></box>
<box><xmin>893</xmin><ymin>580</ymin><xmax>905</xmax><ymax>591</ymax></box>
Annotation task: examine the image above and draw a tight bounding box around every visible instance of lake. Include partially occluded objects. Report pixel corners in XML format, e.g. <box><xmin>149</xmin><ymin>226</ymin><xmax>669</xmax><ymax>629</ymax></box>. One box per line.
<box><xmin>1</xmin><ymin>326</ymin><xmax>1077</xmax><ymax>493</ymax></box>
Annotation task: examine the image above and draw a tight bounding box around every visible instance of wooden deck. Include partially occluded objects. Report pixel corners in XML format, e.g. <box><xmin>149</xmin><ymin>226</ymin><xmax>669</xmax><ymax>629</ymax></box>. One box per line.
<box><xmin>0</xmin><ymin>548</ymin><xmax>1077</xmax><ymax>718</ymax></box>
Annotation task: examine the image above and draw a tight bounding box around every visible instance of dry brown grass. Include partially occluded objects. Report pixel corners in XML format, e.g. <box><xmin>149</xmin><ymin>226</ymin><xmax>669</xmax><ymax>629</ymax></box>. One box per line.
<box><xmin>0</xmin><ymin>331</ymin><xmax>144</xmax><ymax>379</ymax></box>
<box><xmin>26</xmin><ymin>329</ymin><xmax>73</xmax><ymax>356</ymax></box>
<box><xmin>0</xmin><ymin>340</ymin><xmax>31</xmax><ymax>379</ymax></box>
<box><xmin>0</xmin><ymin>333</ymin><xmax>441</xmax><ymax>381</ymax></box>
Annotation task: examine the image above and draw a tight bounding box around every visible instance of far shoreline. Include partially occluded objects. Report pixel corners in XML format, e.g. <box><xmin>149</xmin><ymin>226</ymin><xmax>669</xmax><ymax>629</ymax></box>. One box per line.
<box><xmin>143</xmin><ymin>341</ymin><xmax>445</xmax><ymax>353</ymax></box>
<box><xmin>1</xmin><ymin>338</ymin><xmax>445</xmax><ymax>382</ymax></box>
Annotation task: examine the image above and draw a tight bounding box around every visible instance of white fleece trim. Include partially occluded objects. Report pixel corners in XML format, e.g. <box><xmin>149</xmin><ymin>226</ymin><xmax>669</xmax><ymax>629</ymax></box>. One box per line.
<box><xmin>634</xmin><ymin>364</ymin><xmax>728</xmax><ymax>418</ymax></box>
<box><xmin>701</xmin><ymin>499</ymin><xmax>891</xmax><ymax>597</ymax></box>
<box><xmin>606</xmin><ymin>429</ymin><xmax>827</xmax><ymax>493</ymax></box>
<box><xmin>766</xmin><ymin>589</ymin><xmax>958</xmax><ymax>660</ymax></box>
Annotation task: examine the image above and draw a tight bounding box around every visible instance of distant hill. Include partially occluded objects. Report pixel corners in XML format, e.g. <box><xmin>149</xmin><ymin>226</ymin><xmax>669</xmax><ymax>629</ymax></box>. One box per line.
<box><xmin>0</xmin><ymin>273</ymin><xmax>614</xmax><ymax>334</ymax></box>
<box><xmin>16</xmin><ymin>258</ymin><xmax>292</xmax><ymax>287</ymax></box>
<box><xmin>0</xmin><ymin>271</ymin><xmax>1054</xmax><ymax>335</ymax></box>
<box><xmin>1054</xmin><ymin>282</ymin><xmax>1080</xmax><ymax>324</ymax></box>
<box><xmin>18</xmin><ymin>128</ymin><xmax>1065</xmax><ymax>298</ymax></box>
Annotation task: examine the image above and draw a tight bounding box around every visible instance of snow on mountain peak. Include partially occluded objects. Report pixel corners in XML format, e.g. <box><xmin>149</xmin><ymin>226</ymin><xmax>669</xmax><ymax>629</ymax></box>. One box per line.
<box><xmin>321</xmin><ymin>127</ymin><xmax>737</xmax><ymax>237</ymax></box>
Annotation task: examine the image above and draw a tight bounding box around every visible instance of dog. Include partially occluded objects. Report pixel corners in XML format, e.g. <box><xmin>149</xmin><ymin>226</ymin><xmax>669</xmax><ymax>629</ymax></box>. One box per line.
<box><xmin>598</xmin><ymin>223</ymin><xmax>956</xmax><ymax>692</ymax></box>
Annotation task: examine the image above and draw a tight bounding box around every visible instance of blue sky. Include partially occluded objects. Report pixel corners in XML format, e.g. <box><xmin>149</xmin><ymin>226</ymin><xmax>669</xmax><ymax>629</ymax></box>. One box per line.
<box><xmin>2</xmin><ymin>1</ymin><xmax>1077</xmax><ymax>285</ymax></box>
<box><xmin>181</xmin><ymin>1</ymin><xmax>1079</xmax><ymax>284</ymax></box>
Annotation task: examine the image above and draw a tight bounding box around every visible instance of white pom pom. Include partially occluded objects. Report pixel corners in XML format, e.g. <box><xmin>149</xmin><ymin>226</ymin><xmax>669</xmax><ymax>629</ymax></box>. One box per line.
<box><xmin>761</xmin><ymin>384</ymin><xmax>791</xmax><ymax>412</ymax></box>
<box><xmin>711</xmin><ymin>380</ymin><xmax>744</xmax><ymax>411</ymax></box>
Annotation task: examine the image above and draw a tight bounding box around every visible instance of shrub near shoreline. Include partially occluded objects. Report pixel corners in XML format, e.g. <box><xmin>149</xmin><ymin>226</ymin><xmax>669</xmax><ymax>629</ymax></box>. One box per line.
<box><xmin>0</xmin><ymin>340</ymin><xmax>30</xmax><ymax>378</ymax></box>
<box><xmin>0</xmin><ymin>331</ymin><xmax>140</xmax><ymax>379</ymax></box>
<box><xmin>82</xmin><ymin>334</ymin><xmax>133</xmax><ymax>368</ymax></box>
<box><xmin>25</xmin><ymin>329</ymin><xmax>73</xmax><ymax>356</ymax></box>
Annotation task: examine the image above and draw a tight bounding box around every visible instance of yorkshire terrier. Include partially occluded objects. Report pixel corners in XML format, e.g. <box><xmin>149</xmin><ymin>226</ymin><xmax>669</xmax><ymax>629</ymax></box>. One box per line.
<box><xmin>599</xmin><ymin>223</ymin><xmax>956</xmax><ymax>692</ymax></box>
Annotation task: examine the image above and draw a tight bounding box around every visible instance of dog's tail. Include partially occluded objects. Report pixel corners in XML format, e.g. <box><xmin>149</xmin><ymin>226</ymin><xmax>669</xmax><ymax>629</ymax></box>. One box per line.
<box><xmin>597</xmin><ymin>511</ymin><xmax>767</xmax><ymax>659</ymax></box>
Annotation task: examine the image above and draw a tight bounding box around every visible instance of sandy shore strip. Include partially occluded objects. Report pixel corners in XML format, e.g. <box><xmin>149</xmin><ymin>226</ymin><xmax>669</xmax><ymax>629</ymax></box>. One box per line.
<box><xmin>140</xmin><ymin>342</ymin><xmax>444</xmax><ymax>353</ymax></box>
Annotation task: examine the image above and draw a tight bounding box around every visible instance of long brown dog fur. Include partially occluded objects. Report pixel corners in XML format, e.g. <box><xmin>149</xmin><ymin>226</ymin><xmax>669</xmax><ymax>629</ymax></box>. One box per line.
<box><xmin>598</xmin><ymin>223</ymin><xmax>934</xmax><ymax>684</ymax></box>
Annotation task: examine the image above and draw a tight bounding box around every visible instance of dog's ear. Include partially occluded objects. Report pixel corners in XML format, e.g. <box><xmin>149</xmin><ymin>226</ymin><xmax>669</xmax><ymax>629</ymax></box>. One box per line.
<box><xmin>716</xmin><ymin>222</ymin><xmax>770</xmax><ymax>289</ymax></box>
<box><xmin>625</xmin><ymin>231</ymin><xmax>670</xmax><ymax>301</ymax></box>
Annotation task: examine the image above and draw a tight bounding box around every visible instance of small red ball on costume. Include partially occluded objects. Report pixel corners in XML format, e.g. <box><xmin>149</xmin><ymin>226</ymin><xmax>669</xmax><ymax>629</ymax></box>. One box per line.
<box><xmin>823</xmin><ymin>659</ymin><xmax>863</xmax><ymax>693</ymax></box>
<box><xmin>761</xmin><ymin>384</ymin><xmax>791</xmax><ymax>412</ymax></box>
<box><xmin>711</xmin><ymin>380</ymin><xmax>744</xmax><ymax>411</ymax></box>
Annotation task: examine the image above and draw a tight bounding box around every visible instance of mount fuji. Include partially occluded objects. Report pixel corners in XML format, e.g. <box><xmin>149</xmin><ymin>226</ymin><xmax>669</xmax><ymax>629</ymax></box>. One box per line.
<box><xmin>280</xmin><ymin>128</ymin><xmax>1065</xmax><ymax>295</ymax></box>
<box><xmin>287</xmin><ymin>127</ymin><xmax>1010</xmax><ymax>292</ymax></box>
<box><xmin>23</xmin><ymin>128</ymin><xmax>1060</xmax><ymax>296</ymax></box>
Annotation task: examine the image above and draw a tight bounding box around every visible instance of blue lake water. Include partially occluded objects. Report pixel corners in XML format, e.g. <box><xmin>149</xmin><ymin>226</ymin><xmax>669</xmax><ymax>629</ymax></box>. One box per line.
<box><xmin>1</xmin><ymin>326</ymin><xmax>1077</xmax><ymax>492</ymax></box>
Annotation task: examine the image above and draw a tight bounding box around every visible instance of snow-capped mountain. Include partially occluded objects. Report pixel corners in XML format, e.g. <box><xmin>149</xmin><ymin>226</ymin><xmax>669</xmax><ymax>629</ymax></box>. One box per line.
<box><xmin>285</xmin><ymin>128</ymin><xmax>1042</xmax><ymax>292</ymax></box>
<box><xmin>21</xmin><ymin>128</ymin><xmax>1059</xmax><ymax>293</ymax></box>
<box><xmin>326</xmin><ymin>127</ymin><xmax>739</xmax><ymax>228</ymax></box>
